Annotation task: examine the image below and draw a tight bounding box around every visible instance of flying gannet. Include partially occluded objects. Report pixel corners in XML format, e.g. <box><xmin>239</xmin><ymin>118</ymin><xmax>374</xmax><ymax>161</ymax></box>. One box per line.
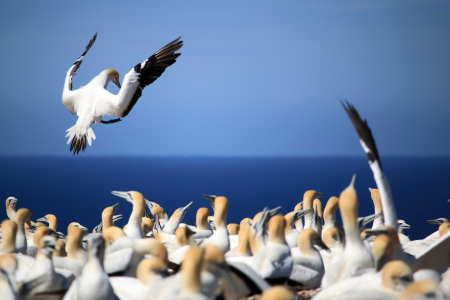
<box><xmin>62</xmin><ymin>33</ymin><xmax>183</xmax><ymax>154</ymax></box>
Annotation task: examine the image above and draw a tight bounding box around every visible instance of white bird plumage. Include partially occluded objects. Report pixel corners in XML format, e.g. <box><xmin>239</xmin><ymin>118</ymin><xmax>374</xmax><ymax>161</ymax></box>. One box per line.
<box><xmin>62</xmin><ymin>33</ymin><xmax>183</xmax><ymax>154</ymax></box>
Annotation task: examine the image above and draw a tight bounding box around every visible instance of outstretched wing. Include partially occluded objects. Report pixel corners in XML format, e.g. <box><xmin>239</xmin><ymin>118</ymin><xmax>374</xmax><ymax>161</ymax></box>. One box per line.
<box><xmin>65</xmin><ymin>33</ymin><xmax>97</xmax><ymax>91</ymax></box>
<box><xmin>117</xmin><ymin>37</ymin><xmax>183</xmax><ymax>118</ymax></box>
<box><xmin>341</xmin><ymin>100</ymin><xmax>381</xmax><ymax>168</ymax></box>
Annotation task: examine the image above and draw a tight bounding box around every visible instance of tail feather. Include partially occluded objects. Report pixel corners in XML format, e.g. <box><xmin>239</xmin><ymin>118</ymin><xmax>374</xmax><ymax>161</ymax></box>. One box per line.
<box><xmin>65</xmin><ymin>125</ymin><xmax>96</xmax><ymax>155</ymax></box>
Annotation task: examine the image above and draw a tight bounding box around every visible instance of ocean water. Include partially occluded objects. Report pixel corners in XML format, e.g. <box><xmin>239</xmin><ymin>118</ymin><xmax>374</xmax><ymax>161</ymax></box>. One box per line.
<box><xmin>1</xmin><ymin>156</ymin><xmax>449</xmax><ymax>240</ymax></box>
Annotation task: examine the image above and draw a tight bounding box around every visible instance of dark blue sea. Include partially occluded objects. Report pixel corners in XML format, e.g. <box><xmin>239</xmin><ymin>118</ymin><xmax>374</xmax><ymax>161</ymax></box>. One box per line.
<box><xmin>1</xmin><ymin>156</ymin><xmax>449</xmax><ymax>240</ymax></box>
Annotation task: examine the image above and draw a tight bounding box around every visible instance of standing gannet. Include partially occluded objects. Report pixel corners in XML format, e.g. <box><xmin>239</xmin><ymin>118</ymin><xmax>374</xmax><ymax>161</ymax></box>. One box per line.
<box><xmin>63</xmin><ymin>236</ymin><xmax>117</xmax><ymax>300</ymax></box>
<box><xmin>201</xmin><ymin>196</ymin><xmax>230</xmax><ymax>253</ymax></box>
<box><xmin>13</xmin><ymin>208</ymin><xmax>32</xmax><ymax>254</ymax></box>
<box><xmin>251</xmin><ymin>215</ymin><xmax>293</xmax><ymax>282</ymax></box>
<box><xmin>321</xmin><ymin>175</ymin><xmax>374</xmax><ymax>289</ymax></box>
<box><xmin>163</xmin><ymin>201</ymin><xmax>193</xmax><ymax>234</ymax></box>
<box><xmin>371</xmin><ymin>234</ymin><xmax>394</xmax><ymax>271</ymax></box>
<box><xmin>397</xmin><ymin>220</ymin><xmax>411</xmax><ymax>246</ymax></box>
<box><xmin>53</xmin><ymin>223</ymin><xmax>87</xmax><ymax>277</ymax></box>
<box><xmin>22</xmin><ymin>235</ymin><xmax>69</xmax><ymax>299</ymax></box>
<box><xmin>311</xmin><ymin>198</ymin><xmax>323</xmax><ymax>237</ymax></box>
<box><xmin>289</xmin><ymin>228</ymin><xmax>328</xmax><ymax>289</ymax></box>
<box><xmin>5</xmin><ymin>197</ymin><xmax>18</xmax><ymax>220</ymax></box>
<box><xmin>62</xmin><ymin>33</ymin><xmax>183</xmax><ymax>154</ymax></box>
<box><xmin>111</xmin><ymin>191</ymin><xmax>146</xmax><ymax>238</ymax></box>
<box><xmin>342</xmin><ymin>101</ymin><xmax>398</xmax><ymax>231</ymax></box>
<box><xmin>322</xmin><ymin>196</ymin><xmax>342</xmax><ymax>237</ymax></box>
<box><xmin>302</xmin><ymin>190</ymin><xmax>324</xmax><ymax>230</ymax></box>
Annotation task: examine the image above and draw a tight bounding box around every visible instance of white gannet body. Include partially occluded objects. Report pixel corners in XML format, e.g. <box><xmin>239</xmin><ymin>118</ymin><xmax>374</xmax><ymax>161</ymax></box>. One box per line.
<box><xmin>322</xmin><ymin>175</ymin><xmax>374</xmax><ymax>289</ymax></box>
<box><xmin>290</xmin><ymin>228</ymin><xmax>327</xmax><ymax>289</ymax></box>
<box><xmin>111</xmin><ymin>191</ymin><xmax>146</xmax><ymax>239</ymax></box>
<box><xmin>251</xmin><ymin>215</ymin><xmax>293</xmax><ymax>281</ymax></box>
<box><xmin>63</xmin><ymin>235</ymin><xmax>117</xmax><ymax>300</ymax></box>
<box><xmin>22</xmin><ymin>235</ymin><xmax>69</xmax><ymax>299</ymax></box>
<box><xmin>201</xmin><ymin>197</ymin><xmax>230</xmax><ymax>253</ymax></box>
<box><xmin>62</xmin><ymin>34</ymin><xmax>183</xmax><ymax>154</ymax></box>
<box><xmin>314</xmin><ymin>260</ymin><xmax>413</xmax><ymax>300</ymax></box>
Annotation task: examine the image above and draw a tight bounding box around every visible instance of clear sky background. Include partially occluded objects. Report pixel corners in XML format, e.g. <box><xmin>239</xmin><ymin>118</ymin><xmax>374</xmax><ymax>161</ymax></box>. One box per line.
<box><xmin>1</xmin><ymin>1</ymin><xmax>449</xmax><ymax>156</ymax></box>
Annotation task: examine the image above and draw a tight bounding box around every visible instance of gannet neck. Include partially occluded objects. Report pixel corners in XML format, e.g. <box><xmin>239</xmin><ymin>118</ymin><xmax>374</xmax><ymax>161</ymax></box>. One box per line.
<box><xmin>137</xmin><ymin>257</ymin><xmax>166</xmax><ymax>286</ymax></box>
<box><xmin>260</xmin><ymin>286</ymin><xmax>295</xmax><ymax>300</ymax></box>
<box><xmin>13</xmin><ymin>208</ymin><xmax>31</xmax><ymax>253</ymax></box>
<box><xmin>67</xmin><ymin>225</ymin><xmax>85</xmax><ymax>261</ymax></box>
<box><xmin>102</xmin><ymin>226</ymin><xmax>126</xmax><ymax>246</ymax></box>
<box><xmin>134</xmin><ymin>239</ymin><xmax>168</xmax><ymax>265</ymax></box>
<box><xmin>176</xmin><ymin>226</ymin><xmax>194</xmax><ymax>246</ymax></box>
<box><xmin>95</xmin><ymin>69</ymin><xmax>118</xmax><ymax>89</ymax></box>
<box><xmin>339</xmin><ymin>176</ymin><xmax>361</xmax><ymax>244</ymax></box>
<box><xmin>0</xmin><ymin>220</ymin><xmax>17</xmax><ymax>253</ymax></box>
<box><xmin>124</xmin><ymin>191</ymin><xmax>145</xmax><ymax>238</ymax></box>
<box><xmin>46</xmin><ymin>214</ymin><xmax>58</xmax><ymax>231</ymax></box>
<box><xmin>5</xmin><ymin>197</ymin><xmax>17</xmax><ymax>220</ymax></box>
<box><xmin>203</xmin><ymin>245</ymin><xmax>226</xmax><ymax>264</ymax></box>
<box><xmin>180</xmin><ymin>246</ymin><xmax>204</xmax><ymax>296</ymax></box>
<box><xmin>284</xmin><ymin>212</ymin><xmax>296</xmax><ymax>230</ymax></box>
<box><xmin>196</xmin><ymin>207</ymin><xmax>211</xmax><ymax>230</ymax></box>
<box><xmin>53</xmin><ymin>239</ymin><xmax>67</xmax><ymax>257</ymax></box>
<box><xmin>439</xmin><ymin>223</ymin><xmax>450</xmax><ymax>236</ymax></box>
<box><xmin>237</xmin><ymin>224</ymin><xmax>252</xmax><ymax>256</ymax></box>
<box><xmin>298</xmin><ymin>228</ymin><xmax>318</xmax><ymax>257</ymax></box>
<box><xmin>323</xmin><ymin>196</ymin><xmax>339</xmax><ymax>226</ymax></box>
<box><xmin>87</xmin><ymin>236</ymin><xmax>106</xmax><ymax>270</ymax></box>
<box><xmin>313</xmin><ymin>199</ymin><xmax>323</xmax><ymax>218</ymax></box>
<box><xmin>372</xmin><ymin>234</ymin><xmax>393</xmax><ymax>271</ymax></box>
<box><xmin>102</xmin><ymin>206</ymin><xmax>115</xmax><ymax>229</ymax></box>
<box><xmin>213</xmin><ymin>196</ymin><xmax>228</xmax><ymax>229</ymax></box>
<box><xmin>32</xmin><ymin>226</ymin><xmax>52</xmax><ymax>247</ymax></box>
<box><xmin>369</xmin><ymin>188</ymin><xmax>385</xmax><ymax>229</ymax></box>
<box><xmin>268</xmin><ymin>215</ymin><xmax>287</xmax><ymax>244</ymax></box>
<box><xmin>141</xmin><ymin>217</ymin><xmax>154</xmax><ymax>235</ymax></box>
<box><xmin>227</xmin><ymin>223</ymin><xmax>239</xmax><ymax>235</ymax></box>
<box><xmin>151</xmin><ymin>203</ymin><xmax>168</xmax><ymax>221</ymax></box>
<box><xmin>37</xmin><ymin>235</ymin><xmax>58</xmax><ymax>258</ymax></box>
<box><xmin>322</xmin><ymin>227</ymin><xmax>339</xmax><ymax>248</ymax></box>
<box><xmin>381</xmin><ymin>260</ymin><xmax>413</xmax><ymax>293</ymax></box>
<box><xmin>0</xmin><ymin>254</ymin><xmax>18</xmax><ymax>276</ymax></box>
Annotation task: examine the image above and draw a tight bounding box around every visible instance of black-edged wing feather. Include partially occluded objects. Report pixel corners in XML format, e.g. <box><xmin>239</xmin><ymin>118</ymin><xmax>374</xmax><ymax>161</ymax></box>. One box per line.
<box><xmin>122</xmin><ymin>37</ymin><xmax>183</xmax><ymax>118</ymax></box>
<box><xmin>69</xmin><ymin>33</ymin><xmax>97</xmax><ymax>90</ymax></box>
<box><xmin>341</xmin><ymin>101</ymin><xmax>381</xmax><ymax>168</ymax></box>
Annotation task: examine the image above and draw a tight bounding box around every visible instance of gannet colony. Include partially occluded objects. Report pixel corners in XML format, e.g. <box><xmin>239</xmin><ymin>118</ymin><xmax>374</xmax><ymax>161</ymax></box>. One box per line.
<box><xmin>0</xmin><ymin>34</ymin><xmax>449</xmax><ymax>300</ymax></box>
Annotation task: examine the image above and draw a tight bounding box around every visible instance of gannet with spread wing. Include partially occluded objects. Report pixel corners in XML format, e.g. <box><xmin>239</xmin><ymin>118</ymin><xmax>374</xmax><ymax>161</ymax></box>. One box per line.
<box><xmin>62</xmin><ymin>33</ymin><xmax>183</xmax><ymax>154</ymax></box>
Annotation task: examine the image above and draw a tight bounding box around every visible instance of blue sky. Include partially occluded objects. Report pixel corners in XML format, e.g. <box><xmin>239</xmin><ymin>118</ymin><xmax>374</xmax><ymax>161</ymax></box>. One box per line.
<box><xmin>1</xmin><ymin>1</ymin><xmax>449</xmax><ymax>156</ymax></box>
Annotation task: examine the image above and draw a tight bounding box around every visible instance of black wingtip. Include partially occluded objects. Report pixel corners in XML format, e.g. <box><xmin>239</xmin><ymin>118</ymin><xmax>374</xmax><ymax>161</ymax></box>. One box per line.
<box><xmin>341</xmin><ymin>100</ymin><xmax>381</xmax><ymax>168</ymax></box>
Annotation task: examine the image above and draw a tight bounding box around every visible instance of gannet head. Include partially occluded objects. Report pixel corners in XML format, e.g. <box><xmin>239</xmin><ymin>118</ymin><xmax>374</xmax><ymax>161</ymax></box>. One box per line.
<box><xmin>38</xmin><ymin>235</ymin><xmax>59</xmax><ymax>256</ymax></box>
<box><xmin>104</xmin><ymin>69</ymin><xmax>121</xmax><ymax>89</ymax></box>
<box><xmin>227</xmin><ymin>223</ymin><xmax>240</xmax><ymax>235</ymax></box>
<box><xmin>5</xmin><ymin>197</ymin><xmax>18</xmax><ymax>208</ymax></box>
<box><xmin>381</xmin><ymin>260</ymin><xmax>413</xmax><ymax>293</ymax></box>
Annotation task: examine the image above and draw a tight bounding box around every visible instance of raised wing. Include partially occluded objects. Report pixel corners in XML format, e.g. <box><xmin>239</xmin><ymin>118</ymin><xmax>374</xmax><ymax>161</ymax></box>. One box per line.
<box><xmin>66</xmin><ymin>33</ymin><xmax>97</xmax><ymax>91</ymax></box>
<box><xmin>118</xmin><ymin>37</ymin><xmax>183</xmax><ymax>118</ymax></box>
<box><xmin>341</xmin><ymin>100</ymin><xmax>381</xmax><ymax>168</ymax></box>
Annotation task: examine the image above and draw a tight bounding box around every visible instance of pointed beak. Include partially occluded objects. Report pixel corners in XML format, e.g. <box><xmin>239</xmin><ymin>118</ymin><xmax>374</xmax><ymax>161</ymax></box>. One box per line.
<box><xmin>36</xmin><ymin>217</ymin><xmax>47</xmax><ymax>222</ymax></box>
<box><xmin>111</xmin><ymin>203</ymin><xmax>120</xmax><ymax>213</ymax></box>
<box><xmin>358</xmin><ymin>213</ymin><xmax>380</xmax><ymax>228</ymax></box>
<box><xmin>113</xmin><ymin>77</ymin><xmax>121</xmax><ymax>89</ymax></box>
<box><xmin>78</xmin><ymin>225</ymin><xmax>88</xmax><ymax>231</ymax></box>
<box><xmin>202</xmin><ymin>194</ymin><xmax>216</xmax><ymax>209</ymax></box>
<box><xmin>427</xmin><ymin>219</ymin><xmax>443</xmax><ymax>226</ymax></box>
<box><xmin>400</xmin><ymin>223</ymin><xmax>410</xmax><ymax>230</ymax></box>
<box><xmin>292</xmin><ymin>208</ymin><xmax>313</xmax><ymax>223</ymax></box>
<box><xmin>268</xmin><ymin>206</ymin><xmax>282</xmax><ymax>217</ymax></box>
<box><xmin>315</xmin><ymin>192</ymin><xmax>324</xmax><ymax>198</ymax></box>
<box><xmin>180</xmin><ymin>201</ymin><xmax>193</xmax><ymax>213</ymax></box>
<box><xmin>364</xmin><ymin>229</ymin><xmax>388</xmax><ymax>238</ymax></box>
<box><xmin>111</xmin><ymin>191</ymin><xmax>133</xmax><ymax>203</ymax></box>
